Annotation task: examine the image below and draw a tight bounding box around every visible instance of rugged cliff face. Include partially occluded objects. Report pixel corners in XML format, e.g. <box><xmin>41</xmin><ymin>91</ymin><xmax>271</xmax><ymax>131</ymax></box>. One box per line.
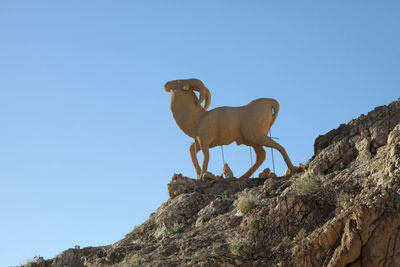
<box><xmin>27</xmin><ymin>99</ymin><xmax>400</xmax><ymax>267</ymax></box>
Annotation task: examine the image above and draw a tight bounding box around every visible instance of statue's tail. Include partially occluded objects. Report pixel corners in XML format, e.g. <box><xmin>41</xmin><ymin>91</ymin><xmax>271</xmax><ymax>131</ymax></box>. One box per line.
<box><xmin>269</xmin><ymin>99</ymin><xmax>279</xmax><ymax>129</ymax></box>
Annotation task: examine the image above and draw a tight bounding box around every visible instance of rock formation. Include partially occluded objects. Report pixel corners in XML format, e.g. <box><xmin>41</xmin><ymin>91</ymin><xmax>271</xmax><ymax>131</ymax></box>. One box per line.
<box><xmin>223</xmin><ymin>163</ymin><xmax>234</xmax><ymax>179</ymax></box>
<box><xmin>24</xmin><ymin>99</ymin><xmax>400</xmax><ymax>267</ymax></box>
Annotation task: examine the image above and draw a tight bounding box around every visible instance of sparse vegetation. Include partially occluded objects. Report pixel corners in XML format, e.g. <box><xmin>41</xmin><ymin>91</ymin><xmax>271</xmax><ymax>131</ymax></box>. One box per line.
<box><xmin>219</xmin><ymin>192</ymin><xmax>229</xmax><ymax>199</ymax></box>
<box><xmin>26</xmin><ymin>256</ymin><xmax>44</xmax><ymax>267</ymax></box>
<box><xmin>372</xmin><ymin>160</ymin><xmax>385</xmax><ymax>172</ymax></box>
<box><xmin>335</xmin><ymin>193</ymin><xmax>351</xmax><ymax>214</ymax></box>
<box><xmin>193</xmin><ymin>249</ymin><xmax>211</xmax><ymax>262</ymax></box>
<box><xmin>237</xmin><ymin>191</ymin><xmax>258</xmax><ymax>214</ymax></box>
<box><xmin>230</xmin><ymin>241</ymin><xmax>252</xmax><ymax>257</ymax></box>
<box><xmin>96</xmin><ymin>248</ymin><xmax>107</xmax><ymax>258</ymax></box>
<box><xmin>304</xmin><ymin>160</ymin><xmax>310</xmax><ymax>170</ymax></box>
<box><xmin>241</xmin><ymin>200</ymin><xmax>257</xmax><ymax>214</ymax></box>
<box><xmin>366</xmin><ymin>155</ymin><xmax>372</xmax><ymax>162</ymax></box>
<box><xmin>291</xmin><ymin>175</ymin><xmax>321</xmax><ymax>195</ymax></box>
<box><xmin>249</xmin><ymin>218</ymin><xmax>262</xmax><ymax>228</ymax></box>
<box><xmin>163</xmin><ymin>226</ymin><xmax>182</xmax><ymax>237</ymax></box>
<box><xmin>340</xmin><ymin>162</ymin><xmax>345</xmax><ymax>170</ymax></box>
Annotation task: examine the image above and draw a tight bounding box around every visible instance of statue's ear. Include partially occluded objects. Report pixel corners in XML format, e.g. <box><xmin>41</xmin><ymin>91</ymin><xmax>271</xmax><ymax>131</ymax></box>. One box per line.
<box><xmin>183</xmin><ymin>84</ymin><xmax>190</xmax><ymax>91</ymax></box>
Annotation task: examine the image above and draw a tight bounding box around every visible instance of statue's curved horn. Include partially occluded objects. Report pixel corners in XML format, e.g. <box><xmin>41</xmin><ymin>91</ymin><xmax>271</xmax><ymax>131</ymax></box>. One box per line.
<box><xmin>164</xmin><ymin>81</ymin><xmax>171</xmax><ymax>92</ymax></box>
<box><xmin>185</xmin><ymin>79</ymin><xmax>211</xmax><ymax>110</ymax></box>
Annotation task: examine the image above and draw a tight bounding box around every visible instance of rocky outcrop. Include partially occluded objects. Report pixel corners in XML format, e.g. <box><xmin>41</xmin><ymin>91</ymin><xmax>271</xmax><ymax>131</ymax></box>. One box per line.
<box><xmin>311</xmin><ymin>100</ymin><xmax>400</xmax><ymax>175</ymax></box>
<box><xmin>167</xmin><ymin>173</ymin><xmax>266</xmax><ymax>199</ymax></box>
<box><xmin>27</xmin><ymin>99</ymin><xmax>400</xmax><ymax>267</ymax></box>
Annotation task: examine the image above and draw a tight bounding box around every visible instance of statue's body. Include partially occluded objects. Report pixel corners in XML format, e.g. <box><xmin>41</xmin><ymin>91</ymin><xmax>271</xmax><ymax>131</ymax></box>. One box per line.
<box><xmin>165</xmin><ymin>78</ymin><xmax>296</xmax><ymax>179</ymax></box>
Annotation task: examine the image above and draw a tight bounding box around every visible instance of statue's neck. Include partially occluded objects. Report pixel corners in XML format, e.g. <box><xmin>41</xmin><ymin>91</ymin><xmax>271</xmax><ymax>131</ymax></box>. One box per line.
<box><xmin>170</xmin><ymin>94</ymin><xmax>205</xmax><ymax>138</ymax></box>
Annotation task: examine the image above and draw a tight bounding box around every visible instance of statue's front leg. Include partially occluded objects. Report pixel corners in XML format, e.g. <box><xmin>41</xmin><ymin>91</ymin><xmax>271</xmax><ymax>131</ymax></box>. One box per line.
<box><xmin>189</xmin><ymin>141</ymin><xmax>201</xmax><ymax>178</ymax></box>
<box><xmin>197</xmin><ymin>139</ymin><xmax>210</xmax><ymax>180</ymax></box>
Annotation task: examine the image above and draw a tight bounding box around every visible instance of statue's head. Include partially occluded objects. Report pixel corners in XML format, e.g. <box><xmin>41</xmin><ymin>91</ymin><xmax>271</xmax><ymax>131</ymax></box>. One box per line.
<box><xmin>164</xmin><ymin>79</ymin><xmax>211</xmax><ymax>110</ymax></box>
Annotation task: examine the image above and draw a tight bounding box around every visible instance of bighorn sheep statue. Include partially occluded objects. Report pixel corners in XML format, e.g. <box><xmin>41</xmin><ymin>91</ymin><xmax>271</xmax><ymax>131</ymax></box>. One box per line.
<box><xmin>165</xmin><ymin>78</ymin><xmax>296</xmax><ymax>179</ymax></box>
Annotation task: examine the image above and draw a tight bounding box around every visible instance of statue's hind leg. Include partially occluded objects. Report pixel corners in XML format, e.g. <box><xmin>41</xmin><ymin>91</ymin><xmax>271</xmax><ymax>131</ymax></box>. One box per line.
<box><xmin>259</xmin><ymin>136</ymin><xmax>296</xmax><ymax>174</ymax></box>
<box><xmin>239</xmin><ymin>145</ymin><xmax>266</xmax><ymax>179</ymax></box>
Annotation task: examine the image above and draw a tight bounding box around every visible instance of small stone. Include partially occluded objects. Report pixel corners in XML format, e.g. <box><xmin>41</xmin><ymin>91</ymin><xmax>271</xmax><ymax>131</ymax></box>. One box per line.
<box><xmin>235</xmin><ymin>259</ymin><xmax>243</xmax><ymax>265</ymax></box>
<box><xmin>259</xmin><ymin>168</ymin><xmax>271</xmax><ymax>178</ymax></box>
<box><xmin>294</xmin><ymin>203</ymin><xmax>300</xmax><ymax>212</ymax></box>
<box><xmin>204</xmin><ymin>171</ymin><xmax>217</xmax><ymax>179</ymax></box>
<box><xmin>223</xmin><ymin>163</ymin><xmax>234</xmax><ymax>179</ymax></box>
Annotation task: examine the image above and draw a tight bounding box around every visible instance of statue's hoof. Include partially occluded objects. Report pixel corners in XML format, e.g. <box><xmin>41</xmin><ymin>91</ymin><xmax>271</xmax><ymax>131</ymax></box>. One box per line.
<box><xmin>285</xmin><ymin>166</ymin><xmax>300</xmax><ymax>176</ymax></box>
<box><xmin>199</xmin><ymin>171</ymin><xmax>217</xmax><ymax>180</ymax></box>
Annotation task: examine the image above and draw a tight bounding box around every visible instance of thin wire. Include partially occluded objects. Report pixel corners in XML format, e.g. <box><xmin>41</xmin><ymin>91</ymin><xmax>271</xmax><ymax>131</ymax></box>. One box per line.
<box><xmin>269</xmin><ymin>129</ymin><xmax>276</xmax><ymax>174</ymax></box>
<box><xmin>249</xmin><ymin>147</ymin><xmax>253</xmax><ymax>178</ymax></box>
<box><xmin>249</xmin><ymin>147</ymin><xmax>253</xmax><ymax>166</ymax></box>
<box><xmin>221</xmin><ymin>145</ymin><xmax>225</xmax><ymax>165</ymax></box>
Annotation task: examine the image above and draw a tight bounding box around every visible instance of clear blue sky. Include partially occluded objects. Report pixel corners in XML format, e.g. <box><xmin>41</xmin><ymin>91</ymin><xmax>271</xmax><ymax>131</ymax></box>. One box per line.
<box><xmin>1</xmin><ymin>1</ymin><xmax>399</xmax><ymax>266</ymax></box>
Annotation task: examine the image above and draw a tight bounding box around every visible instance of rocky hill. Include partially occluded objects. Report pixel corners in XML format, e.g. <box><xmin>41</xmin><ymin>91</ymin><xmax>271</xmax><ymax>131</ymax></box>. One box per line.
<box><xmin>27</xmin><ymin>99</ymin><xmax>400</xmax><ymax>267</ymax></box>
